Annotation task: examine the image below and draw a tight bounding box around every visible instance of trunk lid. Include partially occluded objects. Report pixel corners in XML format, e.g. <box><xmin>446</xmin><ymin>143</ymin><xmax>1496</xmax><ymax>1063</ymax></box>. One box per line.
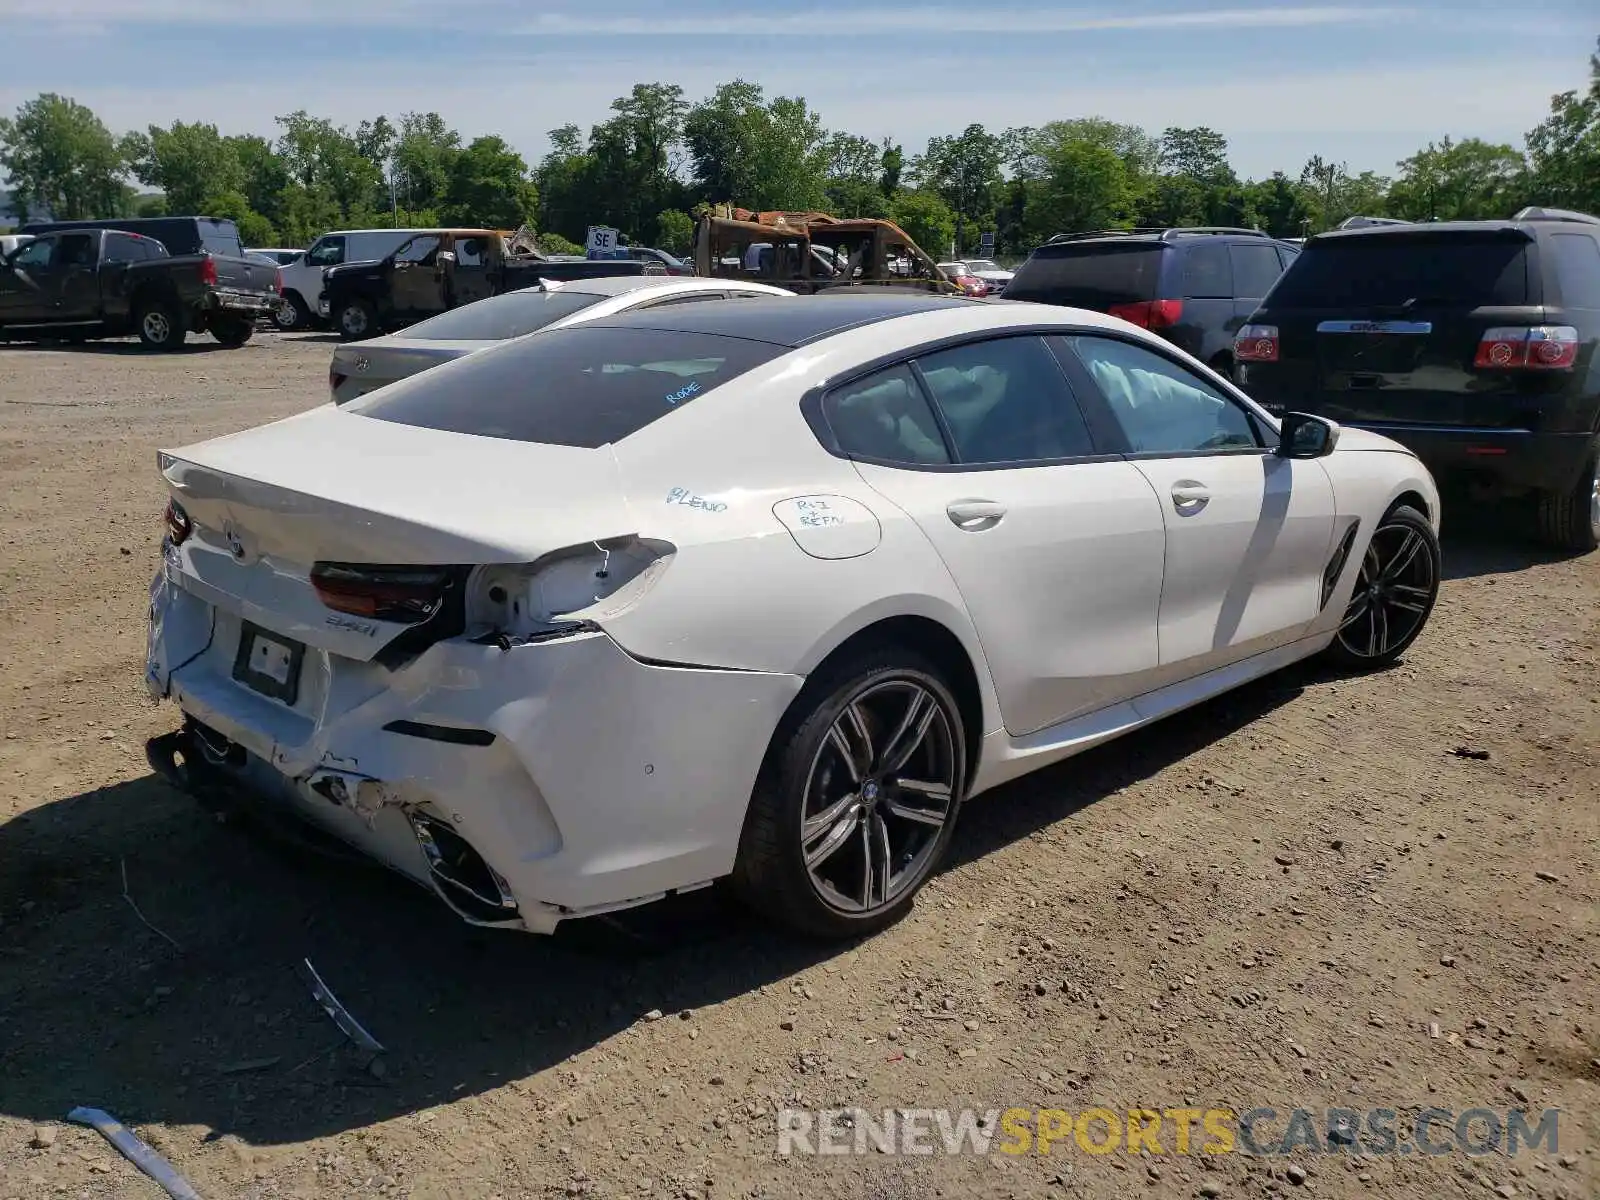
<box><xmin>1247</xmin><ymin>228</ymin><xmax>1554</xmax><ymax>428</ymax></box>
<box><xmin>329</xmin><ymin>338</ymin><xmax>484</xmax><ymax>402</ymax></box>
<box><xmin>160</xmin><ymin>406</ymin><xmax>634</xmax><ymax>660</ymax></box>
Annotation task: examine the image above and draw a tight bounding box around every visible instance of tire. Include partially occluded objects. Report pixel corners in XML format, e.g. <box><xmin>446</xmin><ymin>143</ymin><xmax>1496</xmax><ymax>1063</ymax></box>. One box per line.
<box><xmin>134</xmin><ymin>296</ymin><xmax>185</xmax><ymax>351</ymax></box>
<box><xmin>272</xmin><ymin>292</ymin><xmax>309</xmax><ymax>331</ymax></box>
<box><xmin>1535</xmin><ymin>445</ymin><xmax>1599</xmax><ymax>553</ymax></box>
<box><xmin>1324</xmin><ymin>505</ymin><xmax>1440</xmax><ymax>670</ymax></box>
<box><xmin>210</xmin><ymin>314</ymin><xmax>254</xmax><ymax>348</ymax></box>
<box><xmin>335</xmin><ymin>298</ymin><xmax>377</xmax><ymax>341</ymax></box>
<box><xmin>730</xmin><ymin>648</ymin><xmax>967</xmax><ymax>939</ymax></box>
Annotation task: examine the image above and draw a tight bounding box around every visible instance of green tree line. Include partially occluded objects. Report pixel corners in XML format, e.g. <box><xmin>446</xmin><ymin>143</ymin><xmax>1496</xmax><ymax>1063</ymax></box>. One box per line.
<box><xmin>2</xmin><ymin>38</ymin><xmax>1596</xmax><ymax>256</ymax></box>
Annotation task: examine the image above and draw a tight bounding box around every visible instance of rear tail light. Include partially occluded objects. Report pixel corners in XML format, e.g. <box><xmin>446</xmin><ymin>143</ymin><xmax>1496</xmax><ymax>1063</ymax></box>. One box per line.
<box><xmin>311</xmin><ymin>563</ymin><xmax>453</xmax><ymax>624</ymax></box>
<box><xmin>1108</xmin><ymin>299</ymin><xmax>1183</xmax><ymax>330</ymax></box>
<box><xmin>1473</xmin><ymin>326</ymin><xmax>1579</xmax><ymax>371</ymax></box>
<box><xmin>467</xmin><ymin>537</ymin><xmax>675</xmax><ymax>640</ymax></box>
<box><xmin>1234</xmin><ymin>323</ymin><xmax>1280</xmax><ymax>363</ymax></box>
<box><xmin>198</xmin><ymin>256</ymin><xmax>218</xmax><ymax>287</ymax></box>
<box><xmin>164</xmin><ymin>498</ymin><xmax>192</xmax><ymax>546</ymax></box>
<box><xmin>329</xmin><ymin>367</ymin><xmax>347</xmax><ymax>396</ymax></box>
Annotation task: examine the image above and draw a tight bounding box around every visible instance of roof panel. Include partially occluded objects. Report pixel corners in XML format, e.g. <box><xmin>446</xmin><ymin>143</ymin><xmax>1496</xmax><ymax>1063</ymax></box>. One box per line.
<box><xmin>580</xmin><ymin>291</ymin><xmax>978</xmax><ymax>346</ymax></box>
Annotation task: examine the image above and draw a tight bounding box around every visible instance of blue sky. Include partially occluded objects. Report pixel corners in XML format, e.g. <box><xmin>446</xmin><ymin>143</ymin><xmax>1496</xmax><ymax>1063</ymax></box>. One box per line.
<box><xmin>0</xmin><ymin>0</ymin><xmax>1590</xmax><ymax>182</ymax></box>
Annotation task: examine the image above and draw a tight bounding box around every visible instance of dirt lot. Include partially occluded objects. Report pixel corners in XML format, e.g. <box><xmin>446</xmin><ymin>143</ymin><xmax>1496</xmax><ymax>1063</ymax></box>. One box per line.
<box><xmin>0</xmin><ymin>332</ymin><xmax>1595</xmax><ymax>1200</ymax></box>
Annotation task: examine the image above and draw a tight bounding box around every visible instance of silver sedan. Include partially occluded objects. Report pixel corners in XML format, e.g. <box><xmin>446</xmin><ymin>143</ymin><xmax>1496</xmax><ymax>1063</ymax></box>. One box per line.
<box><xmin>328</xmin><ymin>275</ymin><xmax>795</xmax><ymax>404</ymax></box>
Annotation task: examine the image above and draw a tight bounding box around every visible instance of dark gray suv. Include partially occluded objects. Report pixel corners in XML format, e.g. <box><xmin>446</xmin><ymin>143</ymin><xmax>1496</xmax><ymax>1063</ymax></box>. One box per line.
<box><xmin>1003</xmin><ymin>227</ymin><xmax>1301</xmax><ymax>378</ymax></box>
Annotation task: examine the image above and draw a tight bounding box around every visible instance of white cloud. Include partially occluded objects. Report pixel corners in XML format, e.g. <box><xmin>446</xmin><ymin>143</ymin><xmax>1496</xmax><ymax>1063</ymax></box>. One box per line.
<box><xmin>0</xmin><ymin>0</ymin><xmax>1417</xmax><ymax>33</ymax></box>
<box><xmin>517</xmin><ymin>6</ymin><xmax>1415</xmax><ymax>36</ymax></box>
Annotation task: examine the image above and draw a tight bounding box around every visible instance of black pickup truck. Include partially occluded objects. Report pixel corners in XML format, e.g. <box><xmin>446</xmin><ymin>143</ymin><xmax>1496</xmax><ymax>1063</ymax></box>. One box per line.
<box><xmin>2</xmin><ymin>217</ymin><xmax>280</xmax><ymax>350</ymax></box>
<box><xmin>322</xmin><ymin>228</ymin><xmax>656</xmax><ymax>340</ymax></box>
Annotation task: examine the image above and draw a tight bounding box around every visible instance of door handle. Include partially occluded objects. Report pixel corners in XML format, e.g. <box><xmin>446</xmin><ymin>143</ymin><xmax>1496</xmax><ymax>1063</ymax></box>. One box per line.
<box><xmin>946</xmin><ymin>499</ymin><xmax>1007</xmax><ymax>530</ymax></box>
<box><xmin>1171</xmin><ymin>482</ymin><xmax>1210</xmax><ymax>515</ymax></box>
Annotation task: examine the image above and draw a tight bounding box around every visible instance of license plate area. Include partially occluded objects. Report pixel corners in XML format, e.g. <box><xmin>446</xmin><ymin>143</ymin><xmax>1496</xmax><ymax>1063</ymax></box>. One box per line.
<box><xmin>1316</xmin><ymin>319</ymin><xmax>1431</xmax><ymax>376</ymax></box>
<box><xmin>232</xmin><ymin>620</ymin><xmax>304</xmax><ymax>705</ymax></box>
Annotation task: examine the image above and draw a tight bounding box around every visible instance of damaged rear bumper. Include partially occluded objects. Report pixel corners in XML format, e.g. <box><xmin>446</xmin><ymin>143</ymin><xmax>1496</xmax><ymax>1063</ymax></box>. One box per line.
<box><xmin>146</xmin><ymin>570</ymin><xmax>803</xmax><ymax>934</ymax></box>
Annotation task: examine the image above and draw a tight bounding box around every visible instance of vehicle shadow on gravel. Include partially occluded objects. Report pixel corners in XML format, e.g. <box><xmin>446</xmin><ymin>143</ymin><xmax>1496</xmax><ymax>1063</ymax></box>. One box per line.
<box><xmin>0</xmin><ymin>667</ymin><xmax>1318</xmax><ymax>1148</ymax></box>
<box><xmin>1437</xmin><ymin>498</ymin><xmax>1583</xmax><ymax>581</ymax></box>
<box><xmin>273</xmin><ymin>332</ymin><xmax>341</xmax><ymax>344</ymax></box>
<box><xmin>0</xmin><ymin>340</ymin><xmax>237</xmax><ymax>356</ymax></box>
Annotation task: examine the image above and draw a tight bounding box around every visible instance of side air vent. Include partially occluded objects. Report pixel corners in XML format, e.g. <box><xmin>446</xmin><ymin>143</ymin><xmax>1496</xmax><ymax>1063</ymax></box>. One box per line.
<box><xmin>1321</xmin><ymin>521</ymin><xmax>1361</xmax><ymax>611</ymax></box>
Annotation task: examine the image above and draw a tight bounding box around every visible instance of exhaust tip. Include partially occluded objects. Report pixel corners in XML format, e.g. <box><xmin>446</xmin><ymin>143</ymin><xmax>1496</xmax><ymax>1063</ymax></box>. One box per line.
<box><xmin>409</xmin><ymin>811</ymin><xmax>520</xmax><ymax>925</ymax></box>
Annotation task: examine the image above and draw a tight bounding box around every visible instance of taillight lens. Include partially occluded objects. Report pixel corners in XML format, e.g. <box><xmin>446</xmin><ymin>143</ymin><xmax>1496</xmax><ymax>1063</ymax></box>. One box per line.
<box><xmin>1109</xmin><ymin>299</ymin><xmax>1183</xmax><ymax>330</ymax></box>
<box><xmin>311</xmin><ymin>563</ymin><xmax>453</xmax><ymax>624</ymax></box>
<box><xmin>329</xmin><ymin>367</ymin><xmax>347</xmax><ymax>396</ymax></box>
<box><xmin>1473</xmin><ymin>326</ymin><xmax>1579</xmax><ymax>371</ymax></box>
<box><xmin>164</xmin><ymin>498</ymin><xmax>192</xmax><ymax>546</ymax></box>
<box><xmin>199</xmin><ymin>256</ymin><xmax>218</xmax><ymax>287</ymax></box>
<box><xmin>1235</xmin><ymin>323</ymin><xmax>1280</xmax><ymax>363</ymax></box>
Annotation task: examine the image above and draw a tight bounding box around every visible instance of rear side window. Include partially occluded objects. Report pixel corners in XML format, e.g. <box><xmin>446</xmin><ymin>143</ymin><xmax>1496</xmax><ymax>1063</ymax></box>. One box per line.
<box><xmin>198</xmin><ymin>221</ymin><xmax>244</xmax><ymax>258</ymax></box>
<box><xmin>103</xmin><ymin>233</ymin><xmax>142</xmax><ymax>263</ymax></box>
<box><xmin>399</xmin><ymin>289</ymin><xmax>606</xmax><ymax>341</ymax></box>
<box><xmin>1550</xmin><ymin>233</ymin><xmax>1600</xmax><ymax>309</ymax></box>
<box><xmin>352</xmin><ymin>327</ymin><xmax>786</xmax><ymax>447</ymax></box>
<box><xmin>1005</xmin><ymin>243</ymin><xmax>1164</xmax><ymax>307</ymax></box>
<box><xmin>1230</xmin><ymin>243</ymin><xmax>1285</xmax><ymax>299</ymax></box>
<box><xmin>825</xmin><ymin>365</ymin><xmax>950</xmax><ymax>465</ymax></box>
<box><xmin>1267</xmin><ymin>234</ymin><xmax>1531</xmax><ymax>308</ymax></box>
<box><xmin>1180</xmin><ymin>243</ymin><xmax>1232</xmax><ymax>298</ymax></box>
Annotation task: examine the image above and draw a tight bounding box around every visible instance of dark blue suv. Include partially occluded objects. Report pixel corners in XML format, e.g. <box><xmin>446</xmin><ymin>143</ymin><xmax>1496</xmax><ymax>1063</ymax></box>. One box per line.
<box><xmin>1004</xmin><ymin>227</ymin><xmax>1301</xmax><ymax>379</ymax></box>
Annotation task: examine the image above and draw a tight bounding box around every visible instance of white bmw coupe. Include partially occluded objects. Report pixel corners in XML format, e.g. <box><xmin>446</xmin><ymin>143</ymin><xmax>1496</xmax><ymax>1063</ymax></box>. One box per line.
<box><xmin>145</xmin><ymin>293</ymin><xmax>1441</xmax><ymax>939</ymax></box>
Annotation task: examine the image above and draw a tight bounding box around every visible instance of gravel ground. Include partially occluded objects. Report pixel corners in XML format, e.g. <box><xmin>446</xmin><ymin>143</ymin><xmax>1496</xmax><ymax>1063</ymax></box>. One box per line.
<box><xmin>0</xmin><ymin>332</ymin><xmax>1595</xmax><ymax>1200</ymax></box>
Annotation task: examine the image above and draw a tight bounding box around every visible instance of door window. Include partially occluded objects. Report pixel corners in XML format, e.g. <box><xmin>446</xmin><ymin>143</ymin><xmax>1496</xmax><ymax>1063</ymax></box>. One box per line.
<box><xmin>454</xmin><ymin>237</ymin><xmax>487</xmax><ymax>267</ymax></box>
<box><xmin>824</xmin><ymin>365</ymin><xmax>951</xmax><ymax>465</ymax></box>
<box><xmin>1180</xmin><ymin>242</ymin><xmax>1232</xmax><ymax>298</ymax></box>
<box><xmin>1229</xmin><ymin>243</ymin><xmax>1285</xmax><ymax>299</ymax></box>
<box><xmin>1068</xmin><ymin>335</ymin><xmax>1261</xmax><ymax>455</ymax></box>
<box><xmin>916</xmin><ymin>336</ymin><xmax>1095</xmax><ymax>464</ymax></box>
<box><xmin>306</xmin><ymin>236</ymin><xmax>346</xmax><ymax>267</ymax></box>
<box><xmin>394</xmin><ymin>235</ymin><xmax>441</xmax><ymax>266</ymax></box>
<box><xmin>11</xmin><ymin>239</ymin><xmax>55</xmax><ymax>269</ymax></box>
<box><xmin>1550</xmin><ymin>233</ymin><xmax>1600</xmax><ymax>309</ymax></box>
<box><xmin>55</xmin><ymin>235</ymin><xmax>96</xmax><ymax>268</ymax></box>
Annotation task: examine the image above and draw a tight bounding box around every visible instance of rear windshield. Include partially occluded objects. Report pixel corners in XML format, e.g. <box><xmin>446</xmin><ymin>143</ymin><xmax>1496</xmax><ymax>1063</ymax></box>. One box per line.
<box><xmin>1005</xmin><ymin>242</ymin><xmax>1163</xmax><ymax>306</ymax></box>
<box><xmin>1267</xmin><ymin>233</ymin><xmax>1531</xmax><ymax>308</ymax></box>
<box><xmin>350</xmin><ymin>327</ymin><xmax>785</xmax><ymax>447</ymax></box>
<box><xmin>400</xmin><ymin>289</ymin><xmax>607</xmax><ymax>342</ymax></box>
<box><xmin>199</xmin><ymin>220</ymin><xmax>244</xmax><ymax>258</ymax></box>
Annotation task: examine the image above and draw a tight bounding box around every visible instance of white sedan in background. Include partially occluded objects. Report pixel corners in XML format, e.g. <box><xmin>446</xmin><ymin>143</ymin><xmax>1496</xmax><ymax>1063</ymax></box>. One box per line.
<box><xmin>145</xmin><ymin>294</ymin><xmax>1441</xmax><ymax>940</ymax></box>
<box><xmin>328</xmin><ymin>275</ymin><xmax>795</xmax><ymax>404</ymax></box>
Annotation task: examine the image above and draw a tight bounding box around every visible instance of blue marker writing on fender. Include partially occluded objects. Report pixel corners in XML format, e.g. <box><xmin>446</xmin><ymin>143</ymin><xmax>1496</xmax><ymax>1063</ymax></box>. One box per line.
<box><xmin>666</xmin><ymin>487</ymin><xmax>728</xmax><ymax>513</ymax></box>
<box><xmin>664</xmin><ymin>380</ymin><xmax>702</xmax><ymax>406</ymax></box>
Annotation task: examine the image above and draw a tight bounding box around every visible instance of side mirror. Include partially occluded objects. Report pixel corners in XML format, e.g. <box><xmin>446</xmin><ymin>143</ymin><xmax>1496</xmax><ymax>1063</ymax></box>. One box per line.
<box><xmin>1276</xmin><ymin>411</ymin><xmax>1340</xmax><ymax>459</ymax></box>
